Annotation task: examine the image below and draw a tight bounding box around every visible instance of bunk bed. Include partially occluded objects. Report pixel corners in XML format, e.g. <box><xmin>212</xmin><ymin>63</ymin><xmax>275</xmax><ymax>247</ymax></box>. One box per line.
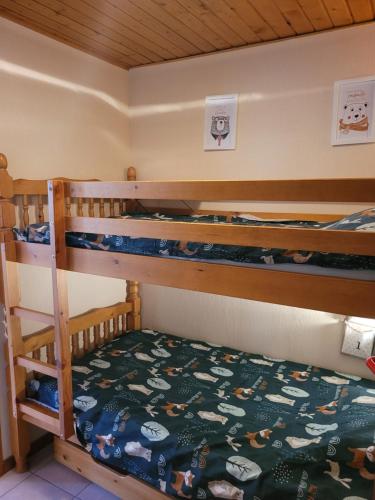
<box><xmin>0</xmin><ymin>152</ymin><xmax>374</xmax><ymax>499</ymax></box>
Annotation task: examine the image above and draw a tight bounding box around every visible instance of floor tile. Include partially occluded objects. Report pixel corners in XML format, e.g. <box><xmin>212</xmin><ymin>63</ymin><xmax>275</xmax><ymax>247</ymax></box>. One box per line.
<box><xmin>1</xmin><ymin>475</ymin><xmax>73</xmax><ymax>499</ymax></box>
<box><xmin>77</xmin><ymin>482</ymin><xmax>120</xmax><ymax>500</ymax></box>
<box><xmin>34</xmin><ymin>459</ymin><xmax>90</xmax><ymax>496</ymax></box>
<box><xmin>0</xmin><ymin>469</ymin><xmax>30</xmax><ymax>496</ymax></box>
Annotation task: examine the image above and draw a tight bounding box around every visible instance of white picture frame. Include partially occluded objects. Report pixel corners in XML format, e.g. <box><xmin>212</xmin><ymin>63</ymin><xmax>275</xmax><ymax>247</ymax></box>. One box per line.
<box><xmin>331</xmin><ymin>76</ymin><xmax>375</xmax><ymax>146</ymax></box>
<box><xmin>204</xmin><ymin>94</ymin><xmax>238</xmax><ymax>150</ymax></box>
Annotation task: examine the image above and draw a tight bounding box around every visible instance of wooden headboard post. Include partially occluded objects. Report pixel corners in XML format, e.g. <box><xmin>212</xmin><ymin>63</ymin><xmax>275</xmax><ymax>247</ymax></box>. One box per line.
<box><xmin>0</xmin><ymin>154</ymin><xmax>16</xmax><ymax>303</ymax></box>
<box><xmin>126</xmin><ymin>167</ymin><xmax>141</xmax><ymax>330</ymax></box>
<box><xmin>0</xmin><ymin>154</ymin><xmax>31</xmax><ymax>473</ymax></box>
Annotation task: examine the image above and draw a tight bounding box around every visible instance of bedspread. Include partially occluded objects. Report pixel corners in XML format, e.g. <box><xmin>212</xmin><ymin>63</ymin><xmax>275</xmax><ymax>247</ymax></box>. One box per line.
<box><xmin>28</xmin><ymin>330</ymin><xmax>375</xmax><ymax>499</ymax></box>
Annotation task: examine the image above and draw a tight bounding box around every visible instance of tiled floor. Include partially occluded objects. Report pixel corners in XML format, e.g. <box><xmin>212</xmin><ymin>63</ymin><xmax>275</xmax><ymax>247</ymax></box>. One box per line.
<box><xmin>0</xmin><ymin>446</ymin><xmax>120</xmax><ymax>499</ymax></box>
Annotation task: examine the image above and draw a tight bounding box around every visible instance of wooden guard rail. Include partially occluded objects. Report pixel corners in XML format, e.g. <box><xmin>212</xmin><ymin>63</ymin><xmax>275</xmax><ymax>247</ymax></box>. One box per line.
<box><xmin>12</xmin><ymin>301</ymin><xmax>133</xmax><ymax>440</ymax></box>
<box><xmin>66</xmin><ymin>215</ymin><xmax>375</xmax><ymax>256</ymax></box>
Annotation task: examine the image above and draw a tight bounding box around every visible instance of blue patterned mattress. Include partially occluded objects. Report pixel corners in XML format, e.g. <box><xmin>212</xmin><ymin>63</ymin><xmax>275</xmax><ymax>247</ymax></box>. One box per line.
<box><xmin>28</xmin><ymin>330</ymin><xmax>375</xmax><ymax>499</ymax></box>
<box><xmin>13</xmin><ymin>208</ymin><xmax>375</xmax><ymax>273</ymax></box>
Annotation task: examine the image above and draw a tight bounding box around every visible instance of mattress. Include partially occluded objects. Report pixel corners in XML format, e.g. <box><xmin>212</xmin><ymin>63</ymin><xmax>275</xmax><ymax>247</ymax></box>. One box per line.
<box><xmin>28</xmin><ymin>330</ymin><xmax>375</xmax><ymax>499</ymax></box>
<box><xmin>13</xmin><ymin>209</ymin><xmax>375</xmax><ymax>279</ymax></box>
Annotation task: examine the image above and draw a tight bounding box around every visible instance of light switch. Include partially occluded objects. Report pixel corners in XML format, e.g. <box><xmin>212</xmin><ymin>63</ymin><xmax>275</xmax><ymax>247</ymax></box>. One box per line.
<box><xmin>342</xmin><ymin>318</ymin><xmax>375</xmax><ymax>359</ymax></box>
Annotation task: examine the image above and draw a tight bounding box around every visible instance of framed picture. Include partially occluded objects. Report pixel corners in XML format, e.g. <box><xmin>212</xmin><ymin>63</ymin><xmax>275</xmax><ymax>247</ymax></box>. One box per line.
<box><xmin>204</xmin><ymin>94</ymin><xmax>238</xmax><ymax>150</ymax></box>
<box><xmin>331</xmin><ymin>76</ymin><xmax>375</xmax><ymax>145</ymax></box>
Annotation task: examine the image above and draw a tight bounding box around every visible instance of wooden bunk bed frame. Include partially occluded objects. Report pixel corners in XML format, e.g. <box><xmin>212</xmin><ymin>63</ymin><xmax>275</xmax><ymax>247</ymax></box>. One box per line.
<box><xmin>0</xmin><ymin>151</ymin><xmax>374</xmax><ymax>498</ymax></box>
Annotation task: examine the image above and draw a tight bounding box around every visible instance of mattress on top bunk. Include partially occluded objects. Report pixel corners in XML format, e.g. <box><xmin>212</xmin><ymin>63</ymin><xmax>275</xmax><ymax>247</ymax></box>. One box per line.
<box><xmin>28</xmin><ymin>329</ymin><xmax>375</xmax><ymax>499</ymax></box>
<box><xmin>13</xmin><ymin>208</ymin><xmax>375</xmax><ymax>277</ymax></box>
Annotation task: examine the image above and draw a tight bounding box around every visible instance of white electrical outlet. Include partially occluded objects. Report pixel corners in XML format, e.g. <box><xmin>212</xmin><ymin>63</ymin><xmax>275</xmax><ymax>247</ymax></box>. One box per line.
<box><xmin>342</xmin><ymin>319</ymin><xmax>375</xmax><ymax>359</ymax></box>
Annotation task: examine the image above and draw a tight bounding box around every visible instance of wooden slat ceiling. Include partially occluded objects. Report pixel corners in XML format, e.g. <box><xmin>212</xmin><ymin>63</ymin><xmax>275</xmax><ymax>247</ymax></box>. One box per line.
<box><xmin>0</xmin><ymin>0</ymin><xmax>374</xmax><ymax>69</ymax></box>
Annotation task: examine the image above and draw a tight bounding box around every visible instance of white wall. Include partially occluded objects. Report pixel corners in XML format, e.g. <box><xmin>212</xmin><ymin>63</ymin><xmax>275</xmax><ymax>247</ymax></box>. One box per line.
<box><xmin>0</xmin><ymin>17</ymin><xmax>130</xmax><ymax>458</ymax></box>
<box><xmin>129</xmin><ymin>24</ymin><xmax>375</xmax><ymax>380</ymax></box>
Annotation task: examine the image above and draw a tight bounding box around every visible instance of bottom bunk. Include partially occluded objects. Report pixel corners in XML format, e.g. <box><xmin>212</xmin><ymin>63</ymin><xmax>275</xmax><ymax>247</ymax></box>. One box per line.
<box><xmin>27</xmin><ymin>329</ymin><xmax>375</xmax><ymax>499</ymax></box>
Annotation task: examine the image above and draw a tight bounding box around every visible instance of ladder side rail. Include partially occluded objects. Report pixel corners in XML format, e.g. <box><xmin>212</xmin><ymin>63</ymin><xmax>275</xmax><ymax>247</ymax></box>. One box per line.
<box><xmin>48</xmin><ymin>180</ymin><xmax>74</xmax><ymax>440</ymax></box>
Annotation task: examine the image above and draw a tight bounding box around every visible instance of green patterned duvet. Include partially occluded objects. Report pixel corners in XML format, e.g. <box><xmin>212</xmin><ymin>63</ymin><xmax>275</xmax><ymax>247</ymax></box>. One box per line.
<box><xmin>28</xmin><ymin>330</ymin><xmax>375</xmax><ymax>499</ymax></box>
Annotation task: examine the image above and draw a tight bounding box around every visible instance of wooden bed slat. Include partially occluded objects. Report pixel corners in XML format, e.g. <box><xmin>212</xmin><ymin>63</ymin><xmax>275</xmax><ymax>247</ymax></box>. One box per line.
<box><xmin>22</xmin><ymin>301</ymin><xmax>133</xmax><ymax>353</ymax></box>
<box><xmin>17</xmin><ymin>355</ymin><xmax>58</xmax><ymax>378</ymax></box>
<box><xmin>11</xmin><ymin>306</ymin><xmax>55</xmax><ymax>325</ymax></box>
<box><xmin>66</xmin><ymin>215</ymin><xmax>375</xmax><ymax>256</ymax></box>
<box><xmin>67</xmin><ymin>178</ymin><xmax>375</xmax><ymax>202</ymax></box>
<box><xmin>68</xmin><ymin>247</ymin><xmax>375</xmax><ymax>319</ymax></box>
<box><xmin>9</xmin><ymin>241</ymin><xmax>375</xmax><ymax>319</ymax></box>
<box><xmin>37</xmin><ymin>195</ymin><xmax>44</xmax><ymax>223</ymax></box>
<box><xmin>19</xmin><ymin>401</ymin><xmax>59</xmax><ymax>435</ymax></box>
<box><xmin>46</xmin><ymin>343</ymin><xmax>55</xmax><ymax>364</ymax></box>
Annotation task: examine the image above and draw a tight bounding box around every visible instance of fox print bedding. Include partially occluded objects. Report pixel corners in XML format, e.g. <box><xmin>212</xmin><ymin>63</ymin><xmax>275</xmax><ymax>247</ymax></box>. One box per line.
<box><xmin>14</xmin><ymin>208</ymin><xmax>375</xmax><ymax>272</ymax></box>
<box><xmin>28</xmin><ymin>330</ymin><xmax>375</xmax><ymax>499</ymax></box>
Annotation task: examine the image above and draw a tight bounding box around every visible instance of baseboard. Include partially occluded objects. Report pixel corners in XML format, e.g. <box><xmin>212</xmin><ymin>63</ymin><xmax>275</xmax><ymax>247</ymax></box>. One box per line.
<box><xmin>0</xmin><ymin>432</ymin><xmax>53</xmax><ymax>477</ymax></box>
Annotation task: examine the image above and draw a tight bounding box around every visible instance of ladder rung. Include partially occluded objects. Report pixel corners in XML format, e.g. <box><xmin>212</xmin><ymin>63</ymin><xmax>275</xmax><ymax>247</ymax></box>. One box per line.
<box><xmin>19</xmin><ymin>401</ymin><xmax>59</xmax><ymax>435</ymax></box>
<box><xmin>11</xmin><ymin>306</ymin><xmax>54</xmax><ymax>325</ymax></box>
<box><xmin>17</xmin><ymin>355</ymin><xmax>58</xmax><ymax>378</ymax></box>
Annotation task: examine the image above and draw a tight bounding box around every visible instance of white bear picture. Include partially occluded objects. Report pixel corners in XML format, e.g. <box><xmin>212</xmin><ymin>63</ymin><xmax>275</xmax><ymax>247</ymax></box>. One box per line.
<box><xmin>332</xmin><ymin>78</ymin><xmax>375</xmax><ymax>145</ymax></box>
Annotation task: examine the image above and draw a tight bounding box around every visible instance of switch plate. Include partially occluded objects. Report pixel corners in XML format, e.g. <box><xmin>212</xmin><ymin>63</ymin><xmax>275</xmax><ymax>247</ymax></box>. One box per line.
<box><xmin>342</xmin><ymin>320</ymin><xmax>375</xmax><ymax>359</ymax></box>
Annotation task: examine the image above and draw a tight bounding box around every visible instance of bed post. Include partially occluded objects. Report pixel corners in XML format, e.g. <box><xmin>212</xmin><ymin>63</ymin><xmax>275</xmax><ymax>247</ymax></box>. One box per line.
<box><xmin>0</xmin><ymin>154</ymin><xmax>31</xmax><ymax>472</ymax></box>
<box><xmin>48</xmin><ymin>180</ymin><xmax>74</xmax><ymax>439</ymax></box>
<box><xmin>126</xmin><ymin>167</ymin><xmax>141</xmax><ymax>331</ymax></box>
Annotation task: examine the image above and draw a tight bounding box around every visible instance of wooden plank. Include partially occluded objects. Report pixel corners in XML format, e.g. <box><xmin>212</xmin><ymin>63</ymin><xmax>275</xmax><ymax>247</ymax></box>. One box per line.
<box><xmin>67</xmin><ymin>247</ymin><xmax>375</xmax><ymax>319</ymax></box>
<box><xmin>17</xmin><ymin>356</ymin><xmax>58</xmax><ymax>378</ymax></box>
<box><xmin>150</xmin><ymin>0</ymin><xmax>229</xmax><ymax>49</ymax></box>
<box><xmin>224</xmin><ymin>0</ymin><xmax>278</xmax><ymax>41</ymax></box>
<box><xmin>200</xmin><ymin>0</ymin><xmax>260</xmax><ymax>43</ymax></box>
<box><xmin>10</xmin><ymin>0</ymin><xmax>154</xmax><ymax>64</ymax></box>
<box><xmin>23</xmin><ymin>302</ymin><xmax>132</xmax><ymax>353</ymax></box>
<box><xmin>297</xmin><ymin>0</ymin><xmax>334</xmax><ymax>30</ymax></box>
<box><xmin>272</xmin><ymin>0</ymin><xmax>315</xmax><ymax>33</ymax></box>
<box><xmin>322</xmin><ymin>0</ymin><xmax>353</xmax><ymax>25</ymax></box>
<box><xmin>0</xmin><ymin>1</ymin><xmax>141</xmax><ymax>67</ymax></box>
<box><xmin>178</xmin><ymin>0</ymin><xmax>247</xmax><ymax>46</ymax></box>
<box><xmin>249</xmin><ymin>0</ymin><xmax>296</xmax><ymax>37</ymax></box>
<box><xmin>37</xmin><ymin>195</ymin><xmax>45</xmax><ymax>223</ymax></box>
<box><xmin>19</xmin><ymin>401</ymin><xmax>59</xmax><ymax>436</ymax></box>
<box><xmin>48</xmin><ymin>180</ymin><xmax>74</xmax><ymax>440</ymax></box>
<box><xmin>0</xmin><ymin>7</ymin><xmax>130</xmax><ymax>69</ymax></box>
<box><xmin>126</xmin><ymin>0</ymin><xmax>214</xmax><ymax>53</ymax></box>
<box><xmin>66</xmin><ymin>215</ymin><xmax>375</xmax><ymax>256</ymax></box>
<box><xmin>121</xmin><ymin>0</ymin><xmax>216</xmax><ymax>51</ymax></box>
<box><xmin>15</xmin><ymin>0</ymin><xmax>153</xmax><ymax>65</ymax></box>
<box><xmin>9</xmin><ymin>240</ymin><xmax>375</xmax><ymax>318</ymax></box>
<box><xmin>67</xmin><ymin>178</ymin><xmax>375</xmax><ymax>202</ymax></box>
<box><xmin>100</xmin><ymin>0</ymin><xmax>201</xmax><ymax>56</ymax></box>
<box><xmin>54</xmin><ymin>438</ymin><xmax>169</xmax><ymax>500</ymax></box>
<box><xmin>13</xmin><ymin>179</ymin><xmax>48</xmax><ymax>196</ymax></box>
<box><xmin>126</xmin><ymin>281</ymin><xmax>141</xmax><ymax>330</ymax></box>
<box><xmin>13</xmin><ymin>241</ymin><xmax>51</xmax><ymax>266</ymax></box>
<box><xmin>0</xmin><ymin>248</ymin><xmax>31</xmax><ymax>472</ymax></box>
<box><xmin>37</xmin><ymin>0</ymin><xmax>173</xmax><ymax>62</ymax></box>
<box><xmin>0</xmin><ymin>157</ymin><xmax>30</xmax><ymax>473</ymax></box>
<box><xmin>11</xmin><ymin>306</ymin><xmax>54</xmax><ymax>325</ymax></box>
<box><xmin>346</xmin><ymin>0</ymin><xmax>374</xmax><ymax>21</ymax></box>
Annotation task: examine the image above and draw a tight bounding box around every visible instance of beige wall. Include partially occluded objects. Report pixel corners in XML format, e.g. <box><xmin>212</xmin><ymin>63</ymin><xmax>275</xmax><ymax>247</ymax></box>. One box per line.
<box><xmin>129</xmin><ymin>24</ymin><xmax>375</xmax><ymax>380</ymax></box>
<box><xmin>0</xmin><ymin>17</ymin><xmax>130</xmax><ymax>458</ymax></box>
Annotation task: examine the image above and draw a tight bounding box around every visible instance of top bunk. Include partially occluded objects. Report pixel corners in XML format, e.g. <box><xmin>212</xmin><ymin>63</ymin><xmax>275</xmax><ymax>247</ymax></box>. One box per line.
<box><xmin>1</xmin><ymin>152</ymin><xmax>375</xmax><ymax>319</ymax></box>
